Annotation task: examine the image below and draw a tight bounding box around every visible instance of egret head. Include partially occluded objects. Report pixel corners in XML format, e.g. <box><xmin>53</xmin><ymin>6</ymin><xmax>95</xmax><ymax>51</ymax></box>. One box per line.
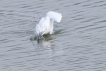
<box><xmin>46</xmin><ymin>11</ymin><xmax>62</xmax><ymax>23</ymax></box>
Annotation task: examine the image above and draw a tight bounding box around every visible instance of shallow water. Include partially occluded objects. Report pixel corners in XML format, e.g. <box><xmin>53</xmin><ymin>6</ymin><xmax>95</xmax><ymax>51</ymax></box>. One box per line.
<box><xmin>0</xmin><ymin>0</ymin><xmax>106</xmax><ymax>71</ymax></box>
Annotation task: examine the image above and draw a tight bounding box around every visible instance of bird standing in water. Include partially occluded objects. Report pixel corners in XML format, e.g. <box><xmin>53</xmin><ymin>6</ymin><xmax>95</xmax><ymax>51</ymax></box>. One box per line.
<box><xmin>35</xmin><ymin>11</ymin><xmax>62</xmax><ymax>42</ymax></box>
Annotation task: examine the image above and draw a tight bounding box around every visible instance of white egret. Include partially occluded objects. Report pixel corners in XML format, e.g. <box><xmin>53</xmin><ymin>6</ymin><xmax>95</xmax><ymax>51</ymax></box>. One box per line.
<box><xmin>35</xmin><ymin>11</ymin><xmax>62</xmax><ymax>41</ymax></box>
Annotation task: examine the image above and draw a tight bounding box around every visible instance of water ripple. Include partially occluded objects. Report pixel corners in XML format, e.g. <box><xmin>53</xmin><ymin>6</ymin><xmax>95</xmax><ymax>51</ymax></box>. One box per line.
<box><xmin>0</xmin><ymin>0</ymin><xmax>106</xmax><ymax>71</ymax></box>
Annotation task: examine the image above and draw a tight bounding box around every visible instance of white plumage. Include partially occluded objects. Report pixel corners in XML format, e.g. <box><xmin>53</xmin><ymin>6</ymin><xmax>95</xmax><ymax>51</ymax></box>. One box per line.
<box><xmin>35</xmin><ymin>11</ymin><xmax>62</xmax><ymax>40</ymax></box>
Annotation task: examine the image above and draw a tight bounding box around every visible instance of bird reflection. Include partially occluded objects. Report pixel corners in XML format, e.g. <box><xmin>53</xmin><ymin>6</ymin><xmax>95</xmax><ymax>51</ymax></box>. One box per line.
<box><xmin>30</xmin><ymin>33</ymin><xmax>55</xmax><ymax>48</ymax></box>
<box><xmin>30</xmin><ymin>29</ymin><xmax>61</xmax><ymax>47</ymax></box>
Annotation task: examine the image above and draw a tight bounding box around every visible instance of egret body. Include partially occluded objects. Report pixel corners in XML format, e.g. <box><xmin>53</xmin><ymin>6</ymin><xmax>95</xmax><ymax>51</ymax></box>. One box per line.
<box><xmin>35</xmin><ymin>11</ymin><xmax>62</xmax><ymax>40</ymax></box>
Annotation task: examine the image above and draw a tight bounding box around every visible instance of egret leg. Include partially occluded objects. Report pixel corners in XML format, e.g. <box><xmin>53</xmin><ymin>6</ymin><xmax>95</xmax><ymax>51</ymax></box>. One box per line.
<box><xmin>37</xmin><ymin>36</ymin><xmax>40</xmax><ymax>43</ymax></box>
<box><xmin>39</xmin><ymin>32</ymin><xmax>45</xmax><ymax>40</ymax></box>
<box><xmin>37</xmin><ymin>35</ymin><xmax>41</xmax><ymax>43</ymax></box>
<box><xmin>37</xmin><ymin>33</ymin><xmax>45</xmax><ymax>43</ymax></box>
<box><xmin>40</xmin><ymin>35</ymin><xmax>45</xmax><ymax>40</ymax></box>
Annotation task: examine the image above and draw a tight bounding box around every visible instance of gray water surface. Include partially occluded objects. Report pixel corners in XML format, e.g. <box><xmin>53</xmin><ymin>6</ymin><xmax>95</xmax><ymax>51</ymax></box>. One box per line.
<box><xmin>0</xmin><ymin>0</ymin><xmax>106</xmax><ymax>71</ymax></box>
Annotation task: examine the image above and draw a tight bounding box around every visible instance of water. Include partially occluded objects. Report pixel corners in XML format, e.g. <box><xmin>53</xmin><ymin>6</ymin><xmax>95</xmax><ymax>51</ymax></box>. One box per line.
<box><xmin>0</xmin><ymin>0</ymin><xmax>106</xmax><ymax>71</ymax></box>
